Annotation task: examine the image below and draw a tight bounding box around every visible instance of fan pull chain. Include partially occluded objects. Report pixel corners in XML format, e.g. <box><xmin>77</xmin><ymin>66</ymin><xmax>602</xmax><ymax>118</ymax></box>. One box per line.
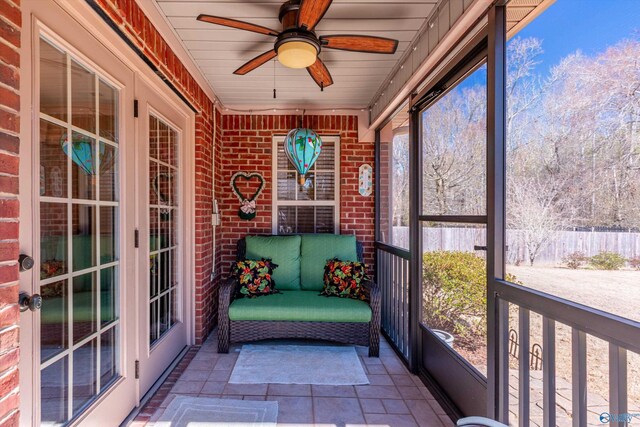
<box><xmin>273</xmin><ymin>60</ymin><xmax>277</xmax><ymax>99</ymax></box>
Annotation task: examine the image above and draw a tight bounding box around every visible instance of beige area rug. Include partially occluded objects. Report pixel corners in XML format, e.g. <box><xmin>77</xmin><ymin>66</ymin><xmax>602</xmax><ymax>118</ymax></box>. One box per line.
<box><xmin>152</xmin><ymin>396</ymin><xmax>278</xmax><ymax>427</ymax></box>
<box><xmin>229</xmin><ymin>344</ymin><xmax>369</xmax><ymax>385</ymax></box>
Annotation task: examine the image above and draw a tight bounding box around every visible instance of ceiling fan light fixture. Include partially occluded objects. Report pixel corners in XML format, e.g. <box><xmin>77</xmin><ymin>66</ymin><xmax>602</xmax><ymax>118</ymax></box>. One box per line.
<box><xmin>277</xmin><ymin>40</ymin><xmax>317</xmax><ymax>69</ymax></box>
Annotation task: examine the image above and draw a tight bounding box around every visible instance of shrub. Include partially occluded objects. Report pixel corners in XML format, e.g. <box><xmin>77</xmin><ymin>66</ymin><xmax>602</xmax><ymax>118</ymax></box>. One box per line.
<box><xmin>422</xmin><ymin>251</ymin><xmax>519</xmax><ymax>346</ymax></box>
<box><xmin>562</xmin><ymin>251</ymin><xmax>587</xmax><ymax>269</ymax></box>
<box><xmin>588</xmin><ymin>251</ymin><xmax>626</xmax><ymax>270</ymax></box>
<box><xmin>628</xmin><ymin>257</ymin><xmax>640</xmax><ymax>270</ymax></box>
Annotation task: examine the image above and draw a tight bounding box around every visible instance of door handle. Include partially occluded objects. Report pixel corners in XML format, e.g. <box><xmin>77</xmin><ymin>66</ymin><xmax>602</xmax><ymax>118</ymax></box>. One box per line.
<box><xmin>19</xmin><ymin>292</ymin><xmax>42</xmax><ymax>312</ymax></box>
<box><xmin>19</xmin><ymin>254</ymin><xmax>34</xmax><ymax>272</ymax></box>
<box><xmin>473</xmin><ymin>245</ymin><xmax>487</xmax><ymax>251</ymax></box>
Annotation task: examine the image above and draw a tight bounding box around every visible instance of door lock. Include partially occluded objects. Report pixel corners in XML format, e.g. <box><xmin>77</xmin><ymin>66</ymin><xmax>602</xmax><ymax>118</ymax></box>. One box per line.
<box><xmin>19</xmin><ymin>292</ymin><xmax>42</xmax><ymax>312</ymax></box>
<box><xmin>19</xmin><ymin>254</ymin><xmax>34</xmax><ymax>272</ymax></box>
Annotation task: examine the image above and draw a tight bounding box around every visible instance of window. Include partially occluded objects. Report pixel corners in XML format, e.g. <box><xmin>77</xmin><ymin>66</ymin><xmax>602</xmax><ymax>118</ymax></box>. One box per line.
<box><xmin>272</xmin><ymin>135</ymin><xmax>339</xmax><ymax>234</ymax></box>
<box><xmin>378</xmin><ymin>103</ymin><xmax>410</xmax><ymax>250</ymax></box>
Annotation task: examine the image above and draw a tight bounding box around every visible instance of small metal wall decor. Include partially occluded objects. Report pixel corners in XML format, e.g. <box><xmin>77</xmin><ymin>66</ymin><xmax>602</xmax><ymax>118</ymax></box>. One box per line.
<box><xmin>284</xmin><ymin>127</ymin><xmax>322</xmax><ymax>185</ymax></box>
<box><xmin>230</xmin><ymin>171</ymin><xmax>265</xmax><ymax>220</ymax></box>
<box><xmin>359</xmin><ymin>164</ymin><xmax>373</xmax><ymax>196</ymax></box>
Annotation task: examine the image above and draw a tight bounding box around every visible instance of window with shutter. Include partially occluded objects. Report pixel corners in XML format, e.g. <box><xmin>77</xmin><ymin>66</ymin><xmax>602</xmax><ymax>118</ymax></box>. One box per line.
<box><xmin>272</xmin><ymin>135</ymin><xmax>340</xmax><ymax>234</ymax></box>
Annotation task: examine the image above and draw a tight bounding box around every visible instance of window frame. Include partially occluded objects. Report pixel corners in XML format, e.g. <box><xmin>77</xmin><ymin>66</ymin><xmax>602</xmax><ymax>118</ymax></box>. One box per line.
<box><xmin>271</xmin><ymin>134</ymin><xmax>341</xmax><ymax>234</ymax></box>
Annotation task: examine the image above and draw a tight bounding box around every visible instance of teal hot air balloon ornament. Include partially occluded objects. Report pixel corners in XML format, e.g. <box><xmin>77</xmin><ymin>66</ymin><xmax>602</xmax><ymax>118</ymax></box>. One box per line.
<box><xmin>284</xmin><ymin>128</ymin><xmax>322</xmax><ymax>185</ymax></box>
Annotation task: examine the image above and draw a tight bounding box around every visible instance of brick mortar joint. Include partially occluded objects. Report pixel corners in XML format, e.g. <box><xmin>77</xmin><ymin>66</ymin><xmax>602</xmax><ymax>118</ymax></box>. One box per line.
<box><xmin>0</xmin><ymin>408</ymin><xmax>19</xmax><ymax>426</ymax></box>
<box><xmin>3</xmin><ymin>0</ymin><xmax>21</xmax><ymax>9</ymax></box>
<box><xmin>0</xmin><ymin>15</ymin><xmax>20</xmax><ymax>32</ymax></box>
<box><xmin>0</xmin><ymin>324</ymin><xmax>18</xmax><ymax>335</ymax></box>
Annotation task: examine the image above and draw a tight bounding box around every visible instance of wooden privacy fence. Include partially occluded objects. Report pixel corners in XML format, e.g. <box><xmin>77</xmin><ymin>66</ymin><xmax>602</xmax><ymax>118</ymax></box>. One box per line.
<box><xmin>391</xmin><ymin>227</ymin><xmax>640</xmax><ymax>265</ymax></box>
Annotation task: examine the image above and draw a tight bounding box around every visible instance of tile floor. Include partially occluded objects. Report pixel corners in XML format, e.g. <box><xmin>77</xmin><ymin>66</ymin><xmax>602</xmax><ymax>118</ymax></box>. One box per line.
<box><xmin>129</xmin><ymin>333</ymin><xmax>454</xmax><ymax>427</ymax></box>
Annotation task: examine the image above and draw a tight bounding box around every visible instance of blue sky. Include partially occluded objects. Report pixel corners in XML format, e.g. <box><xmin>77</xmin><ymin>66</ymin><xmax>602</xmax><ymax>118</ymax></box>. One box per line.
<box><xmin>456</xmin><ymin>0</ymin><xmax>640</xmax><ymax>90</ymax></box>
<box><xmin>516</xmin><ymin>0</ymin><xmax>640</xmax><ymax>76</ymax></box>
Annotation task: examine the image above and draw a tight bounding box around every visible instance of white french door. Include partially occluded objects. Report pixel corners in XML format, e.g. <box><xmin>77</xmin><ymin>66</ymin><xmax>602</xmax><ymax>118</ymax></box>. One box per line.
<box><xmin>135</xmin><ymin>77</ymin><xmax>190</xmax><ymax>396</ymax></box>
<box><xmin>19</xmin><ymin>1</ymin><xmax>194</xmax><ymax>425</ymax></box>
<box><xmin>18</xmin><ymin>1</ymin><xmax>137</xmax><ymax>425</ymax></box>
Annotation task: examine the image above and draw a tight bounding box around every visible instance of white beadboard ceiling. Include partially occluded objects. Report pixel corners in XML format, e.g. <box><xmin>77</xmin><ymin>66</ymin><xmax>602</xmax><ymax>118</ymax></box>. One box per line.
<box><xmin>154</xmin><ymin>0</ymin><xmax>438</xmax><ymax>109</ymax></box>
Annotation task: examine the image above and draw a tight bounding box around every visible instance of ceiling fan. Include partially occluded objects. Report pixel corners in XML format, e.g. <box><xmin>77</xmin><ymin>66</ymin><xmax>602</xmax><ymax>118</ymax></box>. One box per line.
<box><xmin>197</xmin><ymin>0</ymin><xmax>399</xmax><ymax>90</ymax></box>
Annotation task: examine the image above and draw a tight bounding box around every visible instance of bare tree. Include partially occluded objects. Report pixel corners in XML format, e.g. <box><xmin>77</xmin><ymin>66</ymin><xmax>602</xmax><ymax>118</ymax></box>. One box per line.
<box><xmin>508</xmin><ymin>176</ymin><xmax>563</xmax><ymax>265</ymax></box>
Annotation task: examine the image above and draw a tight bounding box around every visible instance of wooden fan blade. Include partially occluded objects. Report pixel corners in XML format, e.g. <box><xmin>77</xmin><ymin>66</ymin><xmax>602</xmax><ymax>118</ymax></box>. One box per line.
<box><xmin>307</xmin><ymin>57</ymin><xmax>333</xmax><ymax>89</ymax></box>
<box><xmin>234</xmin><ymin>50</ymin><xmax>277</xmax><ymax>75</ymax></box>
<box><xmin>297</xmin><ymin>0</ymin><xmax>332</xmax><ymax>31</ymax></box>
<box><xmin>321</xmin><ymin>35</ymin><xmax>399</xmax><ymax>54</ymax></box>
<box><xmin>197</xmin><ymin>15</ymin><xmax>279</xmax><ymax>36</ymax></box>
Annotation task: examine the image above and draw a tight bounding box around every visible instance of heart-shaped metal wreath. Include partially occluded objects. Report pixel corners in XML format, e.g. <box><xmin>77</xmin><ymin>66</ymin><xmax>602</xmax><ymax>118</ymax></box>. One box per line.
<box><xmin>230</xmin><ymin>171</ymin><xmax>265</xmax><ymax>220</ymax></box>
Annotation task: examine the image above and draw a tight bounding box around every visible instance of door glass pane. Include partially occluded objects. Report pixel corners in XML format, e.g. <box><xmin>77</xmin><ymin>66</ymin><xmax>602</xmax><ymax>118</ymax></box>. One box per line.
<box><xmin>421</xmin><ymin>65</ymin><xmax>487</xmax><ymax>216</ymax></box>
<box><xmin>40</xmin><ymin>39</ymin><xmax>67</xmax><ymax>122</ymax></box>
<box><xmin>420</xmin><ymin>222</ymin><xmax>488</xmax><ymax>376</ymax></box>
<box><xmin>41</xmin><ymin>203</ymin><xmax>68</xmax><ymax>280</ymax></box>
<box><xmin>41</xmin><ymin>280</ymin><xmax>68</xmax><ymax>362</ymax></box>
<box><xmin>150</xmin><ymin>208</ymin><xmax>159</xmax><ymax>252</ymax></box>
<box><xmin>72</xmin><ymin>204</ymin><xmax>96</xmax><ymax>271</ymax></box>
<box><xmin>158</xmin><ymin>121</ymin><xmax>170</xmax><ymax>165</ymax></box>
<box><xmin>98</xmin><ymin>80</ymin><xmax>117</xmax><ymax>142</ymax></box>
<box><xmin>72</xmin><ymin>339</ymin><xmax>97</xmax><ymax>415</ymax></box>
<box><xmin>73</xmin><ymin>273</ymin><xmax>96</xmax><ymax>344</ymax></box>
<box><xmin>150</xmin><ymin>300</ymin><xmax>158</xmax><ymax>344</ymax></box>
<box><xmin>149</xmin><ymin>115</ymin><xmax>180</xmax><ymax>345</ymax></box>
<box><xmin>100</xmin><ymin>206</ymin><xmax>117</xmax><ymax>264</ymax></box>
<box><xmin>71</xmin><ymin>60</ymin><xmax>95</xmax><ymax>133</ymax></box>
<box><xmin>100</xmin><ymin>328</ymin><xmax>117</xmax><ymax>391</ymax></box>
<box><xmin>40</xmin><ymin>119</ymin><xmax>68</xmax><ymax>198</ymax></box>
<box><xmin>39</xmin><ymin>36</ymin><xmax>121</xmax><ymax>424</ymax></box>
<box><xmin>100</xmin><ymin>267</ymin><xmax>117</xmax><ymax>327</ymax></box>
<box><xmin>69</xmin><ymin>132</ymin><xmax>96</xmax><ymax>200</ymax></box>
<box><xmin>99</xmin><ymin>142</ymin><xmax>118</xmax><ymax>202</ymax></box>
<box><xmin>41</xmin><ymin>356</ymin><xmax>68</xmax><ymax>424</ymax></box>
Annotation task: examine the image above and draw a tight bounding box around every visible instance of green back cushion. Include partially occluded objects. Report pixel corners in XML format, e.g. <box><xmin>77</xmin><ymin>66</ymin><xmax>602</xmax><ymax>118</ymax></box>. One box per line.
<box><xmin>245</xmin><ymin>235</ymin><xmax>301</xmax><ymax>290</ymax></box>
<box><xmin>229</xmin><ymin>291</ymin><xmax>371</xmax><ymax>323</ymax></box>
<box><xmin>300</xmin><ymin>234</ymin><xmax>358</xmax><ymax>291</ymax></box>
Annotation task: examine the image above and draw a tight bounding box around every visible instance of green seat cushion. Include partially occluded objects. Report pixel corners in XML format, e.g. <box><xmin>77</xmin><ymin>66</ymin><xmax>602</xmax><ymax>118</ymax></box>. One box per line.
<box><xmin>229</xmin><ymin>291</ymin><xmax>371</xmax><ymax>323</ymax></box>
<box><xmin>245</xmin><ymin>235</ymin><xmax>301</xmax><ymax>290</ymax></box>
<box><xmin>300</xmin><ymin>234</ymin><xmax>358</xmax><ymax>291</ymax></box>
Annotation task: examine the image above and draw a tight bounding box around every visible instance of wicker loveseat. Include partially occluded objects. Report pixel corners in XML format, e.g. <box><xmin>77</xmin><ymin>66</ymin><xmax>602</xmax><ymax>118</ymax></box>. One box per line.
<box><xmin>217</xmin><ymin>234</ymin><xmax>380</xmax><ymax>357</ymax></box>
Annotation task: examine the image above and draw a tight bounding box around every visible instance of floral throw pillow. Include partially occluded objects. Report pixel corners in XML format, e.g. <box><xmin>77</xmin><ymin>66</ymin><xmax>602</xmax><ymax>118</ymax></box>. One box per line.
<box><xmin>233</xmin><ymin>259</ymin><xmax>279</xmax><ymax>298</ymax></box>
<box><xmin>321</xmin><ymin>259</ymin><xmax>369</xmax><ymax>301</ymax></box>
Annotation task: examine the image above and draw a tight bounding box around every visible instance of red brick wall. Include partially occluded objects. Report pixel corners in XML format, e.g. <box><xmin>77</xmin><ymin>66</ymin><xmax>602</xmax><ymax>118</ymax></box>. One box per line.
<box><xmin>92</xmin><ymin>0</ymin><xmax>217</xmax><ymax>343</ymax></box>
<box><xmin>216</xmin><ymin>114</ymin><xmax>375</xmax><ymax>274</ymax></box>
<box><xmin>0</xmin><ymin>0</ymin><xmax>21</xmax><ymax>424</ymax></box>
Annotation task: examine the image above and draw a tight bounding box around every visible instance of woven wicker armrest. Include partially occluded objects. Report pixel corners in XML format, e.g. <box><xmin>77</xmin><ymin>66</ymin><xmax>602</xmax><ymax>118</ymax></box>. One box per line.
<box><xmin>367</xmin><ymin>279</ymin><xmax>381</xmax><ymax>357</ymax></box>
<box><xmin>217</xmin><ymin>275</ymin><xmax>238</xmax><ymax>353</ymax></box>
